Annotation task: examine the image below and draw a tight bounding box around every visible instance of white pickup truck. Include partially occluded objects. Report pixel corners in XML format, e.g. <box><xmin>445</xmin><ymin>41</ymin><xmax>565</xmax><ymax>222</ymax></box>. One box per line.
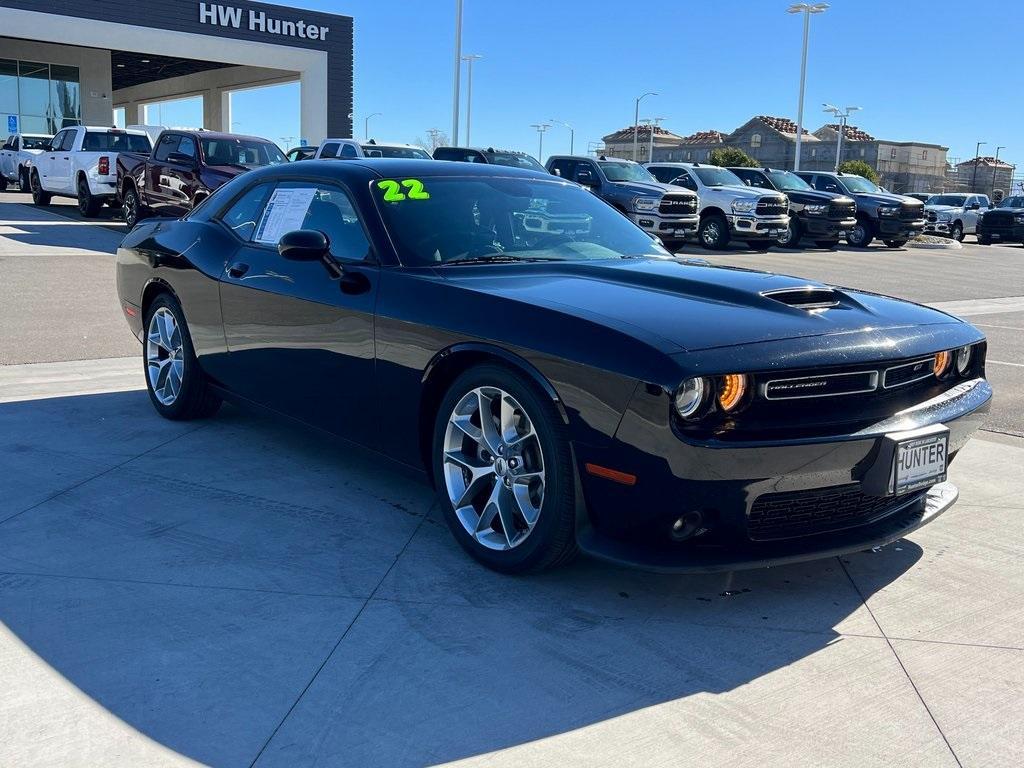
<box><xmin>313</xmin><ymin>138</ymin><xmax>431</xmax><ymax>159</ymax></box>
<box><xmin>1</xmin><ymin>132</ymin><xmax>52</xmax><ymax>193</ymax></box>
<box><xmin>30</xmin><ymin>126</ymin><xmax>152</xmax><ymax>216</ymax></box>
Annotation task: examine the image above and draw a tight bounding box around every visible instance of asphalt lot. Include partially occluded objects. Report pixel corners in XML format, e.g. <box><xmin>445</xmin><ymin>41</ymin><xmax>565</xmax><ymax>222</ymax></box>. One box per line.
<box><xmin>1</xmin><ymin>195</ymin><xmax>1022</xmax><ymax>767</ymax></box>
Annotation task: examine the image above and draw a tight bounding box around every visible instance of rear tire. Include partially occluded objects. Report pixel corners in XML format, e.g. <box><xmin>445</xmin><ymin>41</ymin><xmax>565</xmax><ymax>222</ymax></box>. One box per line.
<box><xmin>122</xmin><ymin>185</ymin><xmax>143</xmax><ymax>228</ymax></box>
<box><xmin>432</xmin><ymin>363</ymin><xmax>577</xmax><ymax>574</ymax></box>
<box><xmin>846</xmin><ymin>218</ymin><xmax>873</xmax><ymax>248</ymax></box>
<box><xmin>18</xmin><ymin>167</ymin><xmax>30</xmax><ymax>193</ymax></box>
<box><xmin>0</xmin><ymin>175</ymin><xmax>7</xmax><ymax>192</ymax></box>
<box><xmin>815</xmin><ymin>239</ymin><xmax>840</xmax><ymax>249</ymax></box>
<box><xmin>143</xmin><ymin>293</ymin><xmax>222</xmax><ymax>421</ymax></box>
<box><xmin>77</xmin><ymin>176</ymin><xmax>101</xmax><ymax>217</ymax></box>
<box><xmin>30</xmin><ymin>170</ymin><xmax>51</xmax><ymax>206</ymax></box>
<box><xmin>698</xmin><ymin>214</ymin><xmax>730</xmax><ymax>250</ymax></box>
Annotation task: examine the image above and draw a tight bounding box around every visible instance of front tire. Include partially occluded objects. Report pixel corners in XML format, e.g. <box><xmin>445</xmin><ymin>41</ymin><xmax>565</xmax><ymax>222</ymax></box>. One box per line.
<box><xmin>433</xmin><ymin>364</ymin><xmax>577</xmax><ymax>573</ymax></box>
<box><xmin>698</xmin><ymin>214</ymin><xmax>730</xmax><ymax>250</ymax></box>
<box><xmin>776</xmin><ymin>216</ymin><xmax>802</xmax><ymax>248</ymax></box>
<box><xmin>143</xmin><ymin>294</ymin><xmax>222</xmax><ymax>421</ymax></box>
<box><xmin>77</xmin><ymin>176</ymin><xmax>101</xmax><ymax>217</ymax></box>
<box><xmin>846</xmin><ymin>218</ymin><xmax>874</xmax><ymax>248</ymax></box>
<box><xmin>30</xmin><ymin>170</ymin><xmax>51</xmax><ymax>206</ymax></box>
<box><xmin>951</xmin><ymin>222</ymin><xmax>964</xmax><ymax>242</ymax></box>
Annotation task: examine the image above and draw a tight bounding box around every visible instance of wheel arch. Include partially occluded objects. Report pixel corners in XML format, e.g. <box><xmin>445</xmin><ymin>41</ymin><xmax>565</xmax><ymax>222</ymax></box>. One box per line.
<box><xmin>700</xmin><ymin>206</ymin><xmax>727</xmax><ymax>219</ymax></box>
<box><xmin>140</xmin><ymin>277</ymin><xmax>181</xmax><ymax>319</ymax></box>
<box><xmin>418</xmin><ymin>343</ymin><xmax>570</xmax><ymax>480</ymax></box>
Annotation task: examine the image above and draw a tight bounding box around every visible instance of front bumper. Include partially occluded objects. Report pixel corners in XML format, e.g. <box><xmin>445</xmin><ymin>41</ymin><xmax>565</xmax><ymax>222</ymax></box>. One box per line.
<box><xmin>977</xmin><ymin>222</ymin><xmax>1024</xmax><ymax>242</ymax></box>
<box><xmin>631</xmin><ymin>212</ymin><xmax>700</xmax><ymax>240</ymax></box>
<box><xmin>802</xmin><ymin>215</ymin><xmax>856</xmax><ymax>237</ymax></box>
<box><xmin>923</xmin><ymin>221</ymin><xmax>952</xmax><ymax>235</ymax></box>
<box><xmin>575</xmin><ymin>376</ymin><xmax>991</xmax><ymax>572</ymax></box>
<box><xmin>877</xmin><ymin>218</ymin><xmax>925</xmax><ymax>238</ymax></box>
<box><xmin>728</xmin><ymin>213</ymin><xmax>789</xmax><ymax>241</ymax></box>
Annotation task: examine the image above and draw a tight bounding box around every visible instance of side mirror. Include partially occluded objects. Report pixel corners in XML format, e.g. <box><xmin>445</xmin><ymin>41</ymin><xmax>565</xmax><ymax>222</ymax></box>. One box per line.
<box><xmin>278</xmin><ymin>229</ymin><xmax>330</xmax><ymax>262</ymax></box>
<box><xmin>968</xmin><ymin>202</ymin><xmax>980</xmax><ymax>210</ymax></box>
<box><xmin>576</xmin><ymin>170</ymin><xmax>596</xmax><ymax>186</ymax></box>
<box><xmin>167</xmin><ymin>152</ymin><xmax>195</xmax><ymax>166</ymax></box>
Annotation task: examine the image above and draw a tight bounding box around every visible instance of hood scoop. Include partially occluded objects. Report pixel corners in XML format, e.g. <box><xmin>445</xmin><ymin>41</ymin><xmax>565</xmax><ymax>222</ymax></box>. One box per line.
<box><xmin>762</xmin><ymin>286</ymin><xmax>842</xmax><ymax>310</ymax></box>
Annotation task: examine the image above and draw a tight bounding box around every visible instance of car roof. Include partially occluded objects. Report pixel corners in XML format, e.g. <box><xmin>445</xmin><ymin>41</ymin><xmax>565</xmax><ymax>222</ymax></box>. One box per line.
<box><xmin>166</xmin><ymin>129</ymin><xmax>272</xmax><ymax>142</ymax></box>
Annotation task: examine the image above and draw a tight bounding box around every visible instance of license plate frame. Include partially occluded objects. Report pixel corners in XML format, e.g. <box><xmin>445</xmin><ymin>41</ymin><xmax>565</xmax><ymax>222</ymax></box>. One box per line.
<box><xmin>860</xmin><ymin>424</ymin><xmax>950</xmax><ymax>497</ymax></box>
<box><xmin>893</xmin><ymin>432</ymin><xmax>949</xmax><ymax>495</ymax></box>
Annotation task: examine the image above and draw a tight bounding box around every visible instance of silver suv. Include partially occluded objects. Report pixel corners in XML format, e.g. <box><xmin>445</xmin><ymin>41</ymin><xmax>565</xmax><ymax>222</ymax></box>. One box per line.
<box><xmin>646</xmin><ymin>162</ymin><xmax>789</xmax><ymax>250</ymax></box>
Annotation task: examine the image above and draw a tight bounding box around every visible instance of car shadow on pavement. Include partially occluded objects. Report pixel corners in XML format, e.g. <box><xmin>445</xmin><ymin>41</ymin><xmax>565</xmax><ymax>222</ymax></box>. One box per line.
<box><xmin>0</xmin><ymin>390</ymin><xmax>924</xmax><ymax>767</ymax></box>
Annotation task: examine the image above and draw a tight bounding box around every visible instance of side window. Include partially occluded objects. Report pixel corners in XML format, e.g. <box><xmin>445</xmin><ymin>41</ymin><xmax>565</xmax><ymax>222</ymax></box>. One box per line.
<box><xmin>574</xmin><ymin>162</ymin><xmax>598</xmax><ymax>183</ymax></box>
<box><xmin>177</xmin><ymin>136</ymin><xmax>197</xmax><ymax>159</ymax></box>
<box><xmin>319</xmin><ymin>143</ymin><xmax>339</xmax><ymax>159</ymax></box>
<box><xmin>339</xmin><ymin>143</ymin><xmax>359</xmax><ymax>159</ymax></box>
<box><xmin>47</xmin><ymin>131</ymin><xmax>64</xmax><ymax>151</ymax></box>
<box><xmin>154</xmin><ymin>134</ymin><xmax>180</xmax><ymax>162</ymax></box>
<box><xmin>548</xmin><ymin>159</ymin><xmax>575</xmax><ymax>178</ymax></box>
<box><xmin>61</xmin><ymin>130</ymin><xmax>77</xmax><ymax>151</ymax></box>
<box><xmin>672</xmin><ymin>171</ymin><xmax>697</xmax><ymax>191</ymax></box>
<box><xmin>218</xmin><ymin>182</ymin><xmax>275</xmax><ymax>241</ymax></box>
<box><xmin>751</xmin><ymin>133</ymin><xmax>762</xmax><ymax>148</ymax></box>
<box><xmin>979</xmin><ymin>196</ymin><xmax>990</xmax><ymax>208</ymax></box>
<box><xmin>251</xmin><ymin>182</ymin><xmax>371</xmax><ymax>261</ymax></box>
<box><xmin>649</xmin><ymin>166</ymin><xmax>680</xmax><ymax>184</ymax></box>
<box><xmin>813</xmin><ymin>176</ymin><xmax>840</xmax><ymax>193</ymax></box>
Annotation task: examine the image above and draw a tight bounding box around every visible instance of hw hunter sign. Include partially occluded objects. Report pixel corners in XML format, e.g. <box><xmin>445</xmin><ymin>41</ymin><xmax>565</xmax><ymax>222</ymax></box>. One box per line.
<box><xmin>198</xmin><ymin>3</ymin><xmax>330</xmax><ymax>40</ymax></box>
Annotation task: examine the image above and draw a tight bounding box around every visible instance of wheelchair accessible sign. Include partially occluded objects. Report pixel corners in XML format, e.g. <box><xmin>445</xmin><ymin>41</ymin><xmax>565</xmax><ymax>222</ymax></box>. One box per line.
<box><xmin>7</xmin><ymin>115</ymin><xmax>16</xmax><ymax>133</ymax></box>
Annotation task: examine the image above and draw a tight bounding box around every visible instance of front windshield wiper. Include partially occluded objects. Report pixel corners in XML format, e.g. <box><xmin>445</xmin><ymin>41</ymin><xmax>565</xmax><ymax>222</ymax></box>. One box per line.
<box><xmin>442</xmin><ymin>255</ymin><xmax>561</xmax><ymax>266</ymax></box>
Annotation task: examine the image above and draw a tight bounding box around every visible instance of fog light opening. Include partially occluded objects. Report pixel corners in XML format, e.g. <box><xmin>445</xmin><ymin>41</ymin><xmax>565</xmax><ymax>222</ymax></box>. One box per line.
<box><xmin>670</xmin><ymin>510</ymin><xmax>705</xmax><ymax>542</ymax></box>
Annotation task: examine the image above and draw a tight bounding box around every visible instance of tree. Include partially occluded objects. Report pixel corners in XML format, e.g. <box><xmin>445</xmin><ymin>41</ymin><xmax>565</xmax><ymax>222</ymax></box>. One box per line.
<box><xmin>708</xmin><ymin>147</ymin><xmax>758</xmax><ymax>168</ymax></box>
<box><xmin>413</xmin><ymin>130</ymin><xmax>449</xmax><ymax>151</ymax></box>
<box><xmin>838</xmin><ymin>159</ymin><xmax>879</xmax><ymax>183</ymax></box>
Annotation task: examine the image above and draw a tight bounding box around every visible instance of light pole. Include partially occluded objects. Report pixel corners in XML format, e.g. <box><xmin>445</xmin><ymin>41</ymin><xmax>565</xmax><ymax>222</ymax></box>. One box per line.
<box><xmin>632</xmin><ymin>92</ymin><xmax>657</xmax><ymax>161</ymax></box>
<box><xmin>992</xmin><ymin>145</ymin><xmax>1005</xmax><ymax>196</ymax></box>
<box><xmin>427</xmin><ymin>128</ymin><xmax>443</xmax><ymax>150</ymax></box>
<box><xmin>364</xmin><ymin>112</ymin><xmax>381</xmax><ymax>140</ymax></box>
<box><xmin>451</xmin><ymin>0</ymin><xmax>464</xmax><ymax>146</ymax></box>
<box><xmin>279</xmin><ymin>136</ymin><xmax>296</xmax><ymax>150</ymax></box>
<box><xmin>646</xmin><ymin>116</ymin><xmax>666</xmax><ymax>162</ymax></box>
<box><xmin>788</xmin><ymin>3</ymin><xmax>829</xmax><ymax>171</ymax></box>
<box><xmin>823</xmin><ymin>103</ymin><xmax>860</xmax><ymax>171</ymax></box>
<box><xmin>461</xmin><ymin>54</ymin><xmax>483</xmax><ymax>145</ymax></box>
<box><xmin>530</xmin><ymin>123</ymin><xmax>551</xmax><ymax>162</ymax></box>
<box><xmin>971</xmin><ymin>141</ymin><xmax>986</xmax><ymax>192</ymax></box>
<box><xmin>550</xmin><ymin>119</ymin><xmax>574</xmax><ymax>154</ymax></box>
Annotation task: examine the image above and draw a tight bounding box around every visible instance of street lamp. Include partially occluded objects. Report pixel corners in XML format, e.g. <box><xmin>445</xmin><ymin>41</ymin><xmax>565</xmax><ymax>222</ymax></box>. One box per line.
<box><xmin>426</xmin><ymin>127</ymin><xmax>443</xmax><ymax>150</ymax></box>
<box><xmin>530</xmin><ymin>123</ymin><xmax>551</xmax><ymax>162</ymax></box>
<box><xmin>992</xmin><ymin>146</ymin><xmax>1005</xmax><ymax>195</ymax></box>
<box><xmin>550</xmin><ymin>119</ymin><xmax>574</xmax><ymax>155</ymax></box>
<box><xmin>971</xmin><ymin>141</ymin><xmax>987</xmax><ymax>192</ymax></box>
<box><xmin>451</xmin><ymin>0</ymin><xmax>464</xmax><ymax>146</ymax></box>
<box><xmin>823</xmin><ymin>103</ymin><xmax>861</xmax><ymax>171</ymax></box>
<box><xmin>632</xmin><ymin>92</ymin><xmax>657</xmax><ymax>161</ymax></box>
<box><xmin>364</xmin><ymin>112</ymin><xmax>382</xmax><ymax>140</ymax></box>
<box><xmin>645</xmin><ymin>116</ymin><xmax>666</xmax><ymax>162</ymax></box>
<box><xmin>788</xmin><ymin>3</ymin><xmax>829</xmax><ymax>171</ymax></box>
<box><xmin>461</xmin><ymin>54</ymin><xmax>483</xmax><ymax>145</ymax></box>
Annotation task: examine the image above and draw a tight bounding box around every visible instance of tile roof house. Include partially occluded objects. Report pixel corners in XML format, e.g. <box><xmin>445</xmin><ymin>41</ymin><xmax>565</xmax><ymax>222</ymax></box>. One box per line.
<box><xmin>599</xmin><ymin>125</ymin><xmax>686</xmax><ymax>162</ymax></box>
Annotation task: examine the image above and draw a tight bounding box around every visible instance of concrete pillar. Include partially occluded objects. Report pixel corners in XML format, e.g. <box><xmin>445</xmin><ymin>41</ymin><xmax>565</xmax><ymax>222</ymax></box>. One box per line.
<box><xmin>202</xmin><ymin>90</ymin><xmax>222</xmax><ymax>131</ymax></box>
<box><xmin>299</xmin><ymin>64</ymin><xmax>328</xmax><ymax>144</ymax></box>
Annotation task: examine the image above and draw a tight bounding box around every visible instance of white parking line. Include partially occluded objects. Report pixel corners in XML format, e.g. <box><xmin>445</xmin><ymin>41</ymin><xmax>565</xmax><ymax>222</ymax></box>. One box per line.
<box><xmin>0</xmin><ymin>357</ymin><xmax>143</xmax><ymax>403</ymax></box>
<box><xmin>929</xmin><ymin>296</ymin><xmax>1024</xmax><ymax>317</ymax></box>
<box><xmin>988</xmin><ymin>360</ymin><xmax>1024</xmax><ymax>369</ymax></box>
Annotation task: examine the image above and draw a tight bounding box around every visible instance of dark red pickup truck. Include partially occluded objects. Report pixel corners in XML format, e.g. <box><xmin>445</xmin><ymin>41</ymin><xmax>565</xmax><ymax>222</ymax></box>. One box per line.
<box><xmin>116</xmin><ymin>130</ymin><xmax>287</xmax><ymax>227</ymax></box>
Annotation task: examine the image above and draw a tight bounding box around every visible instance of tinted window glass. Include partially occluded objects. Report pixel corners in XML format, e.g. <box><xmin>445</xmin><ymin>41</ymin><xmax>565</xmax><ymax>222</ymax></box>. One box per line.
<box><xmin>22</xmin><ymin>136</ymin><xmax>49</xmax><ymax>150</ymax></box>
<box><xmin>201</xmin><ymin>137</ymin><xmax>285</xmax><ymax>167</ymax></box>
<box><xmin>219</xmin><ymin>183</ymin><xmax>274</xmax><ymax>241</ymax></box>
<box><xmin>547</xmin><ymin>159</ymin><xmax>575</xmax><ymax>178</ymax></box>
<box><xmin>60</xmin><ymin>130</ymin><xmax>77</xmax><ymax>151</ymax></box>
<box><xmin>672</xmin><ymin>171</ymin><xmax>697</xmax><ymax>191</ymax></box>
<box><xmin>177</xmin><ymin>136</ymin><xmax>197</xmax><ymax>158</ymax></box>
<box><xmin>647</xmin><ymin>166</ymin><xmax>682</xmax><ymax>184</ymax></box>
<box><xmin>813</xmin><ymin>176</ymin><xmax>842</xmax><ymax>193</ymax></box>
<box><xmin>339</xmin><ymin>143</ymin><xmax>359</xmax><ymax>159</ymax></box>
<box><xmin>319</xmin><ymin>143</ymin><xmax>339</xmax><ymax>159</ymax></box>
<box><xmin>47</xmin><ymin>130</ymin><xmax>65</xmax><ymax>151</ymax></box>
<box><xmin>154</xmin><ymin>134</ymin><xmax>180</xmax><ymax>162</ymax></box>
<box><xmin>250</xmin><ymin>181</ymin><xmax>370</xmax><ymax>260</ymax></box>
<box><xmin>485</xmin><ymin>152</ymin><xmax>546</xmax><ymax>172</ymax></box>
<box><xmin>82</xmin><ymin>131</ymin><xmax>150</xmax><ymax>152</ymax></box>
<box><xmin>365</xmin><ymin>144</ymin><xmax>431</xmax><ymax>159</ymax></box>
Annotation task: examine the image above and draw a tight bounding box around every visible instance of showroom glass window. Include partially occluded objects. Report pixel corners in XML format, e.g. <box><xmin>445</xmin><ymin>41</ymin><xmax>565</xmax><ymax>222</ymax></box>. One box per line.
<box><xmin>0</xmin><ymin>59</ymin><xmax>81</xmax><ymax>135</ymax></box>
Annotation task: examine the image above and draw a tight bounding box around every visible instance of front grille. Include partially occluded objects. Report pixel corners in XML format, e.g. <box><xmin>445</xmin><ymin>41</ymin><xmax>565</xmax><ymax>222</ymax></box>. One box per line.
<box><xmin>883</xmin><ymin>357</ymin><xmax>935</xmax><ymax>388</ymax></box>
<box><xmin>900</xmin><ymin>202</ymin><xmax>924</xmax><ymax>221</ymax></box>
<box><xmin>756</xmin><ymin>196</ymin><xmax>787</xmax><ymax>216</ymax></box>
<box><xmin>659</xmin><ymin>194</ymin><xmax>698</xmax><ymax>215</ymax></box>
<box><xmin>829</xmin><ymin>200</ymin><xmax>856</xmax><ymax>218</ymax></box>
<box><xmin>748</xmin><ymin>484</ymin><xmax>926</xmax><ymax>541</ymax></box>
<box><xmin>982</xmin><ymin>211</ymin><xmax>1016</xmax><ymax>227</ymax></box>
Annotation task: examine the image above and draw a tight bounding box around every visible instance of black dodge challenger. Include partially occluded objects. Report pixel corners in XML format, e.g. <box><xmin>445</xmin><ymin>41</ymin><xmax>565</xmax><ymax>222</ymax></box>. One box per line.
<box><xmin>116</xmin><ymin>159</ymin><xmax>991</xmax><ymax>574</ymax></box>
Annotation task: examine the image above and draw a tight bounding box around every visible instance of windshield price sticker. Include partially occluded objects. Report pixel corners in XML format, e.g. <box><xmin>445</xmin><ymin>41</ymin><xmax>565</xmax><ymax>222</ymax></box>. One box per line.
<box><xmin>254</xmin><ymin>187</ymin><xmax>317</xmax><ymax>243</ymax></box>
<box><xmin>377</xmin><ymin>179</ymin><xmax>430</xmax><ymax>202</ymax></box>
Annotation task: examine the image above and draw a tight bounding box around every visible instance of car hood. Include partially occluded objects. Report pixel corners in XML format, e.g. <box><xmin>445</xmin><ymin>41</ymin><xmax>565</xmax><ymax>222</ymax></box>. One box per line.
<box><xmin>851</xmin><ymin>191</ymin><xmax>916</xmax><ymax>206</ymax></box>
<box><xmin>439</xmin><ymin>258</ymin><xmax>960</xmax><ymax>353</ymax></box>
<box><xmin>783</xmin><ymin>189</ymin><xmax>850</xmax><ymax>205</ymax></box>
<box><xmin>608</xmin><ymin>180</ymin><xmax>681</xmax><ymax>197</ymax></box>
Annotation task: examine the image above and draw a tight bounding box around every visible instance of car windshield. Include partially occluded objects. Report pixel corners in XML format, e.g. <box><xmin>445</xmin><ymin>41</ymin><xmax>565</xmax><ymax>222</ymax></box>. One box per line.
<box><xmin>82</xmin><ymin>131</ymin><xmax>152</xmax><ymax>152</ymax></box>
<box><xmin>599</xmin><ymin>161</ymin><xmax>656</xmax><ymax>183</ymax></box>
<box><xmin>766</xmin><ymin>170</ymin><xmax>813</xmax><ymax>191</ymax></box>
<box><xmin>839</xmin><ymin>175</ymin><xmax>880</xmax><ymax>193</ymax></box>
<box><xmin>22</xmin><ymin>136</ymin><xmax>50</xmax><ymax>150</ymax></box>
<box><xmin>363</xmin><ymin>145</ymin><xmax>432</xmax><ymax>159</ymax></box>
<box><xmin>928</xmin><ymin>194</ymin><xmax>967</xmax><ymax>206</ymax></box>
<box><xmin>486</xmin><ymin>152</ymin><xmax>547</xmax><ymax>172</ymax></box>
<box><xmin>201</xmin><ymin>138</ymin><xmax>287</xmax><ymax>168</ymax></box>
<box><xmin>373</xmin><ymin>176</ymin><xmax>670</xmax><ymax>267</ymax></box>
<box><xmin>693</xmin><ymin>166</ymin><xmax>744</xmax><ymax>186</ymax></box>
<box><xmin>997</xmin><ymin>196</ymin><xmax>1024</xmax><ymax>208</ymax></box>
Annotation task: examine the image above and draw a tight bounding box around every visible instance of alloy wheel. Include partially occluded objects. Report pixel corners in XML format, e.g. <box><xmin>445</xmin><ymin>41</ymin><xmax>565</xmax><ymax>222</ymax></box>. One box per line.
<box><xmin>123</xmin><ymin>190</ymin><xmax>138</xmax><ymax>227</ymax></box>
<box><xmin>701</xmin><ymin>221</ymin><xmax>720</xmax><ymax>247</ymax></box>
<box><xmin>849</xmin><ymin>223</ymin><xmax>866</xmax><ymax>246</ymax></box>
<box><xmin>146</xmin><ymin>307</ymin><xmax>185</xmax><ymax>406</ymax></box>
<box><xmin>442</xmin><ymin>386</ymin><xmax>545</xmax><ymax>551</ymax></box>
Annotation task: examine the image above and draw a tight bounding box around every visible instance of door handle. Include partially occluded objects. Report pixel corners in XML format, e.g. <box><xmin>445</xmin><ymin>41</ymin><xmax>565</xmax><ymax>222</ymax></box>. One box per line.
<box><xmin>228</xmin><ymin>262</ymin><xmax>250</xmax><ymax>278</ymax></box>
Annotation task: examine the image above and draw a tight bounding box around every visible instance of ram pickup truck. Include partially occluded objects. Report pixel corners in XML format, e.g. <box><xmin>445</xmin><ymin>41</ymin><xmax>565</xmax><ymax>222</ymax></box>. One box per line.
<box><xmin>728</xmin><ymin>166</ymin><xmax>856</xmax><ymax>249</ymax></box>
<box><xmin>976</xmin><ymin>195</ymin><xmax>1024</xmax><ymax>245</ymax></box>
<box><xmin>313</xmin><ymin>138</ymin><xmax>431</xmax><ymax>159</ymax></box>
<box><xmin>645</xmin><ymin>162</ymin><xmax>788</xmax><ymax>250</ymax></box>
<box><xmin>923</xmin><ymin>193</ymin><xmax>990</xmax><ymax>241</ymax></box>
<box><xmin>30</xmin><ymin>126</ymin><xmax>151</xmax><ymax>216</ymax></box>
<box><xmin>434</xmin><ymin>146</ymin><xmax>546</xmax><ymax>172</ymax></box>
<box><xmin>1</xmin><ymin>132</ymin><xmax>52</xmax><ymax>192</ymax></box>
<box><xmin>795</xmin><ymin>171</ymin><xmax>924</xmax><ymax>248</ymax></box>
<box><xmin>546</xmin><ymin>155</ymin><xmax>699</xmax><ymax>248</ymax></box>
<box><xmin>117</xmin><ymin>130</ymin><xmax>286</xmax><ymax>227</ymax></box>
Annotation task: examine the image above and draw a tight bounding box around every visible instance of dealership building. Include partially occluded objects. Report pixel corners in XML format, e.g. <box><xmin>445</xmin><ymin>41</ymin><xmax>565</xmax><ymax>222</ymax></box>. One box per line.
<box><xmin>1</xmin><ymin>0</ymin><xmax>352</xmax><ymax>143</ymax></box>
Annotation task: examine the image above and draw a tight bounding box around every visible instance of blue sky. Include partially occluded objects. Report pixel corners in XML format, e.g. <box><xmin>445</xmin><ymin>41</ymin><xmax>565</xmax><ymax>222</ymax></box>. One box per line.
<box><xmin>153</xmin><ymin>0</ymin><xmax>1021</xmax><ymax>168</ymax></box>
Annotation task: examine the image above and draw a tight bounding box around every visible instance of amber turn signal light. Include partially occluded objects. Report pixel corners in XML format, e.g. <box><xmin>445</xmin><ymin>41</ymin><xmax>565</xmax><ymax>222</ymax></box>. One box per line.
<box><xmin>718</xmin><ymin>374</ymin><xmax>748</xmax><ymax>412</ymax></box>
<box><xmin>934</xmin><ymin>350</ymin><xmax>951</xmax><ymax>378</ymax></box>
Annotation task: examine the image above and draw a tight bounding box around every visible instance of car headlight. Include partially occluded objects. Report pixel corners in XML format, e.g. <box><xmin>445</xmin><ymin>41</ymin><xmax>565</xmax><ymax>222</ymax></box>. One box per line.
<box><xmin>878</xmin><ymin>206</ymin><xmax>900</xmax><ymax>217</ymax></box>
<box><xmin>674</xmin><ymin>377</ymin><xmax>707</xmax><ymax>419</ymax></box>
<box><xmin>804</xmin><ymin>204</ymin><xmax>828</xmax><ymax>215</ymax></box>
<box><xmin>731</xmin><ymin>200</ymin><xmax>757</xmax><ymax>213</ymax></box>
<box><xmin>934</xmin><ymin>350</ymin><xmax>952</xmax><ymax>378</ymax></box>
<box><xmin>717</xmin><ymin>374</ymin><xmax>749</xmax><ymax>412</ymax></box>
<box><xmin>1015</xmin><ymin>214</ymin><xmax>1024</xmax><ymax>224</ymax></box>
<box><xmin>632</xmin><ymin>196</ymin><xmax>658</xmax><ymax>212</ymax></box>
<box><xmin>955</xmin><ymin>345</ymin><xmax>973</xmax><ymax>375</ymax></box>
<box><xmin>937</xmin><ymin>212</ymin><xmax>952</xmax><ymax>222</ymax></box>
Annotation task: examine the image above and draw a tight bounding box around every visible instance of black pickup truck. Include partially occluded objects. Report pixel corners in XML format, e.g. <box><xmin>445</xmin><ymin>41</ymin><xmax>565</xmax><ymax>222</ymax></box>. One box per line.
<box><xmin>976</xmin><ymin>195</ymin><xmax>1024</xmax><ymax>245</ymax></box>
<box><xmin>795</xmin><ymin>171</ymin><xmax>924</xmax><ymax>248</ymax></box>
<box><xmin>729</xmin><ymin>167</ymin><xmax>856</xmax><ymax>248</ymax></box>
<box><xmin>116</xmin><ymin>129</ymin><xmax>286</xmax><ymax>227</ymax></box>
